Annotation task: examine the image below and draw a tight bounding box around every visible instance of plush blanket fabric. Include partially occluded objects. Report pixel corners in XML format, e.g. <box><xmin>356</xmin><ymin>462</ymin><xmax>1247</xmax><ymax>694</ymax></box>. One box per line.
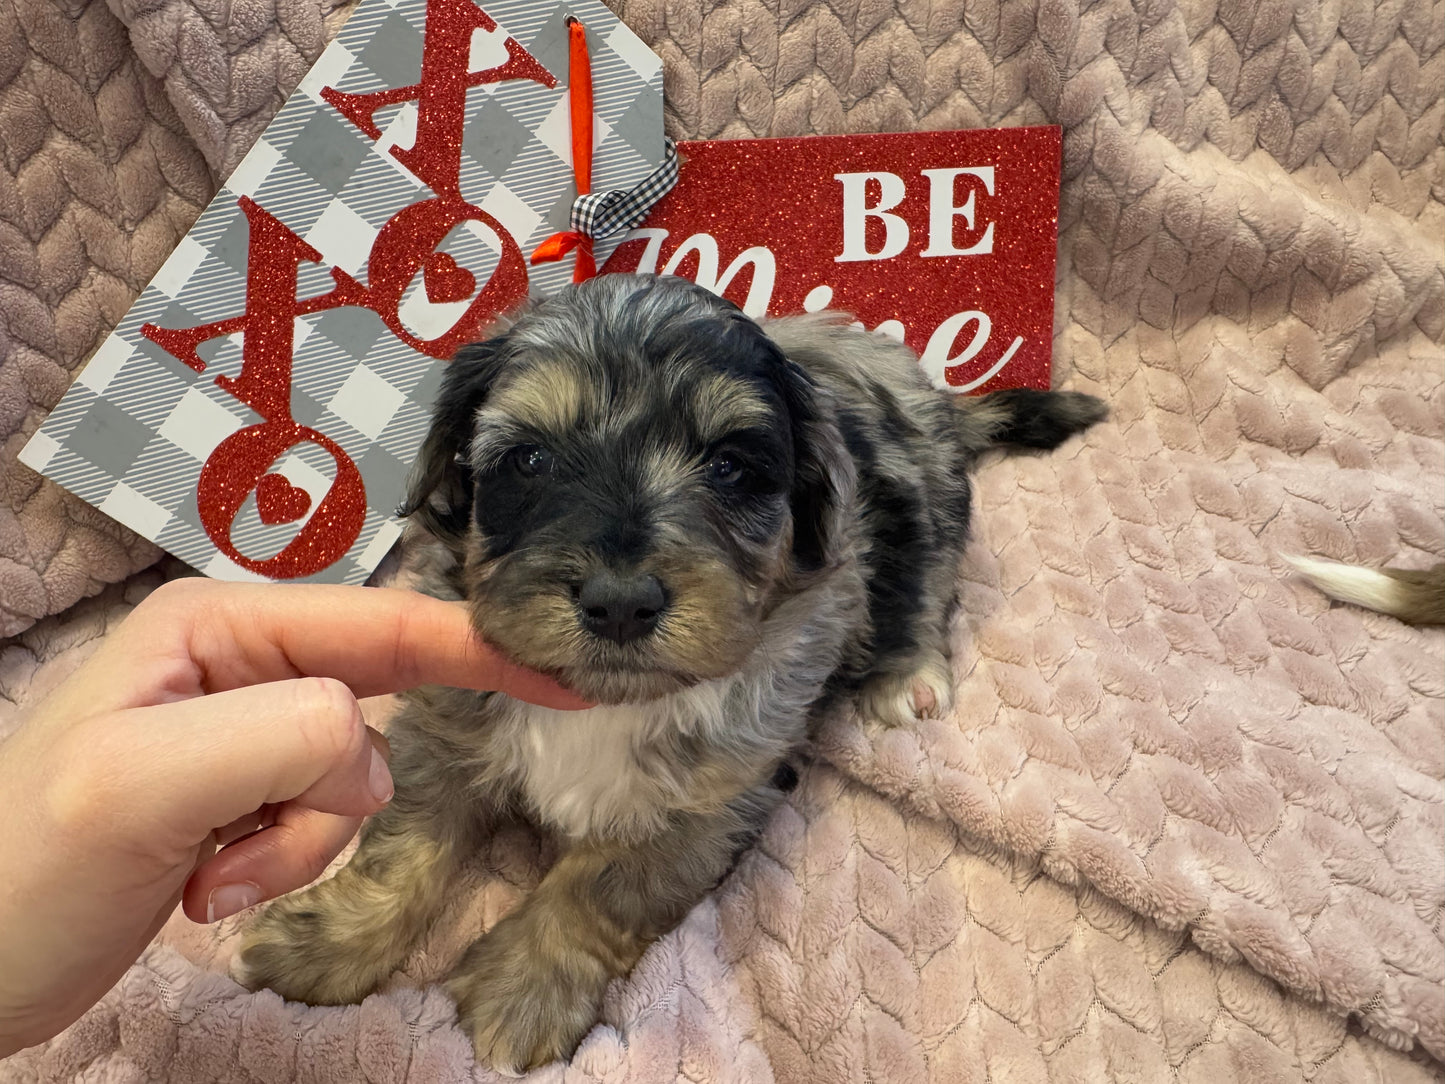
<box><xmin>1</xmin><ymin>0</ymin><xmax>1442</xmax><ymax>1081</ymax></box>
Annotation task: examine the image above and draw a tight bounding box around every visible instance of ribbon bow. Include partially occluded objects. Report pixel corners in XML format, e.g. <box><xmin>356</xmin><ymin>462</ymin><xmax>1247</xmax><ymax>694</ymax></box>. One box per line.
<box><xmin>529</xmin><ymin>18</ymin><xmax>679</xmax><ymax>282</ymax></box>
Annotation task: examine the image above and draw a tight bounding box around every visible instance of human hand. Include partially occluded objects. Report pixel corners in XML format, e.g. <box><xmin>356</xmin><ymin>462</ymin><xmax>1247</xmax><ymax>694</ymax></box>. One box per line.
<box><xmin>0</xmin><ymin>578</ymin><xmax>587</xmax><ymax>1057</ymax></box>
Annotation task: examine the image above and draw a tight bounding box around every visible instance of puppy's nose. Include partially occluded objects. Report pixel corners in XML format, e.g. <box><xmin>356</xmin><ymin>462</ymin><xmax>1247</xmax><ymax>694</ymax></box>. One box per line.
<box><xmin>577</xmin><ymin>570</ymin><xmax>666</xmax><ymax>644</ymax></box>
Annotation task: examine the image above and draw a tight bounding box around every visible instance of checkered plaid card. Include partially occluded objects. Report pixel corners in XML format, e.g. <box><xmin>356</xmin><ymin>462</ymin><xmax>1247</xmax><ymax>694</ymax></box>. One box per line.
<box><xmin>21</xmin><ymin>0</ymin><xmax>664</xmax><ymax>584</ymax></box>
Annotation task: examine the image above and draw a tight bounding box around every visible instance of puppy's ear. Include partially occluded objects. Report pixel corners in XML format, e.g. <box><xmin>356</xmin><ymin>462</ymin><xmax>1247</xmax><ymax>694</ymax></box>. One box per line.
<box><xmin>777</xmin><ymin>357</ymin><xmax>854</xmax><ymax>573</ymax></box>
<box><xmin>399</xmin><ymin>336</ymin><xmax>510</xmax><ymax>547</ymax></box>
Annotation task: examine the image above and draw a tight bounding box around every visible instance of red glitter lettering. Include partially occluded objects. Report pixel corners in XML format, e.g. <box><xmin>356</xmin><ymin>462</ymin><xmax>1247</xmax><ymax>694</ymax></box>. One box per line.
<box><xmin>141</xmin><ymin>197</ymin><xmax>369</xmax><ymax>578</ymax></box>
<box><xmin>322</xmin><ymin>0</ymin><xmax>555</xmax><ymax>197</ymax></box>
<box><xmin>197</xmin><ymin>420</ymin><xmax>366</xmax><ymax>578</ymax></box>
<box><xmin>367</xmin><ymin>196</ymin><xmax>529</xmax><ymax>357</ymax></box>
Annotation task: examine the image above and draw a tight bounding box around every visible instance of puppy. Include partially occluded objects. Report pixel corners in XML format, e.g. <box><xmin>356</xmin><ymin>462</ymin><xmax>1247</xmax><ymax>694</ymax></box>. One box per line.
<box><xmin>236</xmin><ymin>274</ymin><xmax>1106</xmax><ymax>1071</ymax></box>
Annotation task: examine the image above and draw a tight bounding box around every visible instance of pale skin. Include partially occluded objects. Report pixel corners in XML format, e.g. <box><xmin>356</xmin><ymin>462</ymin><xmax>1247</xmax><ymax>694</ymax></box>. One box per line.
<box><xmin>0</xmin><ymin>578</ymin><xmax>588</xmax><ymax>1059</ymax></box>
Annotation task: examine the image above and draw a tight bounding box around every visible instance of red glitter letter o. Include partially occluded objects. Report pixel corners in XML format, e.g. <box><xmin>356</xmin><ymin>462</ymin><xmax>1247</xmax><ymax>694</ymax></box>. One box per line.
<box><xmin>367</xmin><ymin>196</ymin><xmax>529</xmax><ymax>358</ymax></box>
<box><xmin>197</xmin><ymin>419</ymin><xmax>367</xmax><ymax>579</ymax></box>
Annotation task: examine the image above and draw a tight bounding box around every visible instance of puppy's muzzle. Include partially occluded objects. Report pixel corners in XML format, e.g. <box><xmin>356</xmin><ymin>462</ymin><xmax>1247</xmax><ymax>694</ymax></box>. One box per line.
<box><xmin>575</xmin><ymin>569</ymin><xmax>668</xmax><ymax>645</ymax></box>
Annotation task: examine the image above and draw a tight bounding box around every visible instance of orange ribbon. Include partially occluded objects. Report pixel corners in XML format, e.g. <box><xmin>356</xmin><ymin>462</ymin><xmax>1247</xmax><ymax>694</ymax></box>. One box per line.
<box><xmin>530</xmin><ymin>17</ymin><xmax>595</xmax><ymax>282</ymax></box>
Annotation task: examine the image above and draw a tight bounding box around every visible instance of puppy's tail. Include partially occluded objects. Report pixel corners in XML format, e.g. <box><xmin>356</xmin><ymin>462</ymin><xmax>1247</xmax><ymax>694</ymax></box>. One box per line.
<box><xmin>954</xmin><ymin>387</ymin><xmax>1109</xmax><ymax>452</ymax></box>
<box><xmin>1284</xmin><ymin>556</ymin><xmax>1445</xmax><ymax>626</ymax></box>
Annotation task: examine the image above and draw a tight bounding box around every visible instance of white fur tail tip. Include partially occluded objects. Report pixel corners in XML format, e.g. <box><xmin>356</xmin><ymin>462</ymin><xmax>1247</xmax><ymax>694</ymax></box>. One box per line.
<box><xmin>1283</xmin><ymin>555</ymin><xmax>1445</xmax><ymax>626</ymax></box>
<box><xmin>1283</xmin><ymin>555</ymin><xmax>1400</xmax><ymax>609</ymax></box>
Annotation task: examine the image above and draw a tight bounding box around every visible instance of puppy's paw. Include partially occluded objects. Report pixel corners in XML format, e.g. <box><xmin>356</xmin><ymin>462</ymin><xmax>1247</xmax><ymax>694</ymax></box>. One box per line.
<box><xmin>233</xmin><ymin>890</ymin><xmax>390</xmax><ymax>1006</ymax></box>
<box><xmin>858</xmin><ymin>655</ymin><xmax>954</xmax><ymax>727</ymax></box>
<box><xmin>449</xmin><ymin>919</ymin><xmax>607</xmax><ymax>1074</ymax></box>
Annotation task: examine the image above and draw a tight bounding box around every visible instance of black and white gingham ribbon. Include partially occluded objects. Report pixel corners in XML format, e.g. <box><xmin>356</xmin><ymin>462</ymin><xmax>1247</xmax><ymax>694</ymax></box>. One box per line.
<box><xmin>568</xmin><ymin>137</ymin><xmax>680</xmax><ymax>239</ymax></box>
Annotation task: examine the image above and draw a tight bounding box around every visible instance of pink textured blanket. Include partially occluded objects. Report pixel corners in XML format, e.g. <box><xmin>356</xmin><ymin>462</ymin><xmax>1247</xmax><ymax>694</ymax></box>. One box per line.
<box><xmin>1</xmin><ymin>0</ymin><xmax>1442</xmax><ymax>1080</ymax></box>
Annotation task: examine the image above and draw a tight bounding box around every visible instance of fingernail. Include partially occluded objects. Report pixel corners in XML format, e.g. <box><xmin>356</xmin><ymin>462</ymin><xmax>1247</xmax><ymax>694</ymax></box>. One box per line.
<box><xmin>207</xmin><ymin>882</ymin><xmax>261</xmax><ymax>923</ymax></box>
<box><xmin>368</xmin><ymin>745</ymin><xmax>394</xmax><ymax>804</ymax></box>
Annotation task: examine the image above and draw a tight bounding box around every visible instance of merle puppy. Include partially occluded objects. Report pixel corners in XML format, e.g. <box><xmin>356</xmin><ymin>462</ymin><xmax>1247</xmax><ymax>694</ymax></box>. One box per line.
<box><xmin>237</xmin><ymin>274</ymin><xmax>1105</xmax><ymax>1071</ymax></box>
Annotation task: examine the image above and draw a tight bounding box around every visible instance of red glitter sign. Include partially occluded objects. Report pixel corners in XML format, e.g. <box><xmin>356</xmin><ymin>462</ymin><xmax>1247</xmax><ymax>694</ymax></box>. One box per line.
<box><xmin>600</xmin><ymin>128</ymin><xmax>1062</xmax><ymax>394</ymax></box>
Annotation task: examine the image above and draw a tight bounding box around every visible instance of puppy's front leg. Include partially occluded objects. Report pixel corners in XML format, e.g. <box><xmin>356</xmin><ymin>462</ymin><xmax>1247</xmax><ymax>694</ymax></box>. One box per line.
<box><xmin>235</xmin><ymin>738</ymin><xmax>486</xmax><ymax>1006</ymax></box>
<box><xmin>450</xmin><ymin>792</ymin><xmax>772</xmax><ymax>1072</ymax></box>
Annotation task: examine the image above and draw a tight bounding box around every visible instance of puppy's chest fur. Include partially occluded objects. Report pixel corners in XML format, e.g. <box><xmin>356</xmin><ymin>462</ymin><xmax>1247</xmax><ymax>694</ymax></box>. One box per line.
<box><xmin>487</xmin><ymin>694</ymin><xmax>730</xmax><ymax>841</ymax></box>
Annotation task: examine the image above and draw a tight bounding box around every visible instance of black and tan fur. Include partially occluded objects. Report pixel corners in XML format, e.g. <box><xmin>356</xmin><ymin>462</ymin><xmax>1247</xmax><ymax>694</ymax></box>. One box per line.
<box><xmin>236</xmin><ymin>274</ymin><xmax>1106</xmax><ymax>1071</ymax></box>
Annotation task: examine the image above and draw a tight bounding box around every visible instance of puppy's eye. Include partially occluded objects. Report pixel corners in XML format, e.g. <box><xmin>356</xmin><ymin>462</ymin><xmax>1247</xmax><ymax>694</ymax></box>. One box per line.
<box><xmin>707</xmin><ymin>453</ymin><xmax>746</xmax><ymax>486</ymax></box>
<box><xmin>510</xmin><ymin>444</ymin><xmax>555</xmax><ymax>477</ymax></box>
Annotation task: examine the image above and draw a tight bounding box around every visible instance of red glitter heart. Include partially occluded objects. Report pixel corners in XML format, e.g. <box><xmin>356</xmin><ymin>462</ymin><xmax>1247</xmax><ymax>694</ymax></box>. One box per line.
<box><xmin>423</xmin><ymin>252</ymin><xmax>477</xmax><ymax>305</ymax></box>
<box><xmin>254</xmin><ymin>472</ymin><xmax>312</xmax><ymax>525</ymax></box>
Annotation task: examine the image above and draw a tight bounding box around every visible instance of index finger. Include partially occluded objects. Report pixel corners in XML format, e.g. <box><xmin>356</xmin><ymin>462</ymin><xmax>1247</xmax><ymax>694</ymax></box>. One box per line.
<box><xmin>84</xmin><ymin>579</ymin><xmax>590</xmax><ymax>709</ymax></box>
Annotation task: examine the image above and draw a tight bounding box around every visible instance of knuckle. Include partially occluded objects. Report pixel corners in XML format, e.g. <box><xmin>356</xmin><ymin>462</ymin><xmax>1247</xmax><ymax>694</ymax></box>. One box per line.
<box><xmin>289</xmin><ymin>677</ymin><xmax>364</xmax><ymax>762</ymax></box>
